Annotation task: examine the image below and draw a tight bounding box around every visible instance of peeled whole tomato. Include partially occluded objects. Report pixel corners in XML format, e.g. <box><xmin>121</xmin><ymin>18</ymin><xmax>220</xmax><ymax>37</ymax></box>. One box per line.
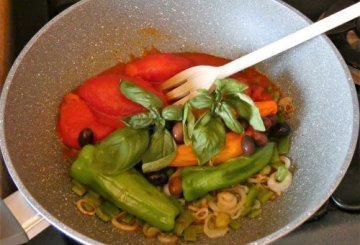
<box><xmin>77</xmin><ymin>74</ymin><xmax>168</xmax><ymax>118</ymax></box>
<box><xmin>58</xmin><ymin>93</ymin><xmax>113</xmax><ymax>149</ymax></box>
<box><xmin>124</xmin><ymin>53</ymin><xmax>192</xmax><ymax>87</ymax></box>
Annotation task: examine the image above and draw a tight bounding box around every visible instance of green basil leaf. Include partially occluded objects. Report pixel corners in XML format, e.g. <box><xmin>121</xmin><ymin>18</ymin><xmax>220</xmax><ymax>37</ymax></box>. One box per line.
<box><xmin>189</xmin><ymin>91</ymin><xmax>214</xmax><ymax>109</ymax></box>
<box><xmin>93</xmin><ymin>127</ymin><xmax>149</xmax><ymax>175</ymax></box>
<box><xmin>122</xmin><ymin>112</ymin><xmax>155</xmax><ymax>129</ymax></box>
<box><xmin>182</xmin><ymin>103</ymin><xmax>195</xmax><ymax>145</ymax></box>
<box><xmin>216</xmin><ymin>102</ymin><xmax>244</xmax><ymax>134</ymax></box>
<box><xmin>142</xmin><ymin>128</ymin><xmax>177</xmax><ymax>173</ymax></box>
<box><xmin>155</xmin><ymin>117</ymin><xmax>166</xmax><ymax>129</ymax></box>
<box><xmin>225</xmin><ymin>97</ymin><xmax>251</xmax><ymax>119</ymax></box>
<box><xmin>120</xmin><ymin>80</ymin><xmax>163</xmax><ymax>110</ymax></box>
<box><xmin>215</xmin><ymin>79</ymin><xmax>248</xmax><ymax>96</ymax></box>
<box><xmin>235</xmin><ymin>93</ymin><xmax>265</xmax><ymax>131</ymax></box>
<box><xmin>191</xmin><ymin>112</ymin><xmax>226</xmax><ymax>164</ymax></box>
<box><xmin>142</xmin><ymin>150</ymin><xmax>177</xmax><ymax>173</ymax></box>
<box><xmin>162</xmin><ymin>105</ymin><xmax>183</xmax><ymax>121</ymax></box>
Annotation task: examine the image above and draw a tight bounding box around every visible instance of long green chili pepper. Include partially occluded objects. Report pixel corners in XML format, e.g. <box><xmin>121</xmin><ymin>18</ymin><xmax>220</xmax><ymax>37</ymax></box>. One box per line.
<box><xmin>181</xmin><ymin>143</ymin><xmax>275</xmax><ymax>201</ymax></box>
<box><xmin>71</xmin><ymin>145</ymin><xmax>179</xmax><ymax>231</ymax></box>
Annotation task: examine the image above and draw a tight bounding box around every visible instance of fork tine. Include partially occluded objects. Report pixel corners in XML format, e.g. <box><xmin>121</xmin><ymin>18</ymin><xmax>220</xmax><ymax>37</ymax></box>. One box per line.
<box><xmin>161</xmin><ymin>68</ymin><xmax>195</xmax><ymax>91</ymax></box>
<box><xmin>161</xmin><ymin>66</ymin><xmax>210</xmax><ymax>91</ymax></box>
<box><xmin>165</xmin><ymin>82</ymin><xmax>191</xmax><ymax>101</ymax></box>
<box><xmin>173</xmin><ymin>95</ymin><xmax>191</xmax><ymax>105</ymax></box>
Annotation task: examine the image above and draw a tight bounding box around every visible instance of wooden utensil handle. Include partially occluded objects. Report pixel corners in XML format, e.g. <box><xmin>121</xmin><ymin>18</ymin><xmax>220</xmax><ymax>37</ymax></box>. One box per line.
<box><xmin>217</xmin><ymin>2</ymin><xmax>360</xmax><ymax>79</ymax></box>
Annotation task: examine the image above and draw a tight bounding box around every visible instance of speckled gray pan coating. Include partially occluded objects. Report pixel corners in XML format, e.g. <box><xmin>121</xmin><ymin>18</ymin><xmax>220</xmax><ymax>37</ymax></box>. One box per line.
<box><xmin>0</xmin><ymin>0</ymin><xmax>358</xmax><ymax>244</ymax></box>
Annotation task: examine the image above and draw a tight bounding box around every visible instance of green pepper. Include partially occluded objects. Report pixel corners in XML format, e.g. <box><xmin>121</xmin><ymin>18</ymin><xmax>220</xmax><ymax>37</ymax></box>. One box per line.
<box><xmin>174</xmin><ymin>210</ymin><xmax>194</xmax><ymax>236</ymax></box>
<box><xmin>71</xmin><ymin>179</ymin><xmax>87</xmax><ymax>196</ymax></box>
<box><xmin>275</xmin><ymin>165</ymin><xmax>289</xmax><ymax>182</ymax></box>
<box><xmin>258</xmin><ymin>190</ymin><xmax>274</xmax><ymax>204</ymax></box>
<box><xmin>277</xmin><ymin>135</ymin><xmax>290</xmax><ymax>155</ymax></box>
<box><xmin>95</xmin><ymin>201</ymin><xmax>119</xmax><ymax>222</ymax></box>
<box><xmin>271</xmin><ymin>146</ymin><xmax>280</xmax><ymax>163</ymax></box>
<box><xmin>95</xmin><ymin>207</ymin><xmax>111</xmax><ymax>222</ymax></box>
<box><xmin>181</xmin><ymin>143</ymin><xmax>275</xmax><ymax>201</ymax></box>
<box><xmin>71</xmin><ymin>145</ymin><xmax>179</xmax><ymax>231</ymax></box>
<box><xmin>257</xmin><ymin>186</ymin><xmax>274</xmax><ymax>204</ymax></box>
<box><xmin>241</xmin><ymin>185</ymin><xmax>258</xmax><ymax>216</ymax></box>
<box><xmin>248</xmin><ymin>208</ymin><xmax>262</xmax><ymax>218</ymax></box>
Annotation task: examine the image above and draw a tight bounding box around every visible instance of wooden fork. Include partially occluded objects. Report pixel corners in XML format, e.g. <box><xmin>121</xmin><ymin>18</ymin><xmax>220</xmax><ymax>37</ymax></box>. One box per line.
<box><xmin>161</xmin><ymin>2</ymin><xmax>360</xmax><ymax>105</ymax></box>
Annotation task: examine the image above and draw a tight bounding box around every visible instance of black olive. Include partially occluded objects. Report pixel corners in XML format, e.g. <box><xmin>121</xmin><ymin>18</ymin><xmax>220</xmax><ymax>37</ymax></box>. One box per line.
<box><xmin>78</xmin><ymin>128</ymin><xmax>94</xmax><ymax>147</ymax></box>
<box><xmin>241</xmin><ymin>135</ymin><xmax>255</xmax><ymax>155</ymax></box>
<box><xmin>270</xmin><ymin>122</ymin><xmax>291</xmax><ymax>138</ymax></box>
<box><xmin>172</xmin><ymin>122</ymin><xmax>184</xmax><ymax>144</ymax></box>
<box><xmin>145</xmin><ymin>170</ymin><xmax>169</xmax><ymax>186</ymax></box>
<box><xmin>262</xmin><ymin>117</ymin><xmax>272</xmax><ymax>130</ymax></box>
<box><xmin>252</xmin><ymin>131</ymin><xmax>269</xmax><ymax>146</ymax></box>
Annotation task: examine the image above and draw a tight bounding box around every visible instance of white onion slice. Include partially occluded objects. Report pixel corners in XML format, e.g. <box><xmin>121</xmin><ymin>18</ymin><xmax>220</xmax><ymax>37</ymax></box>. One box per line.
<box><xmin>280</xmin><ymin>155</ymin><xmax>291</xmax><ymax>169</ymax></box>
<box><xmin>267</xmin><ymin>172</ymin><xmax>293</xmax><ymax>193</ymax></box>
<box><xmin>204</xmin><ymin>214</ymin><xmax>229</xmax><ymax>238</ymax></box>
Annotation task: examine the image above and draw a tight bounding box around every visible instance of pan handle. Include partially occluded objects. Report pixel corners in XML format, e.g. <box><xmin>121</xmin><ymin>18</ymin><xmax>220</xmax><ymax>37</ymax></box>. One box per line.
<box><xmin>0</xmin><ymin>191</ymin><xmax>49</xmax><ymax>245</ymax></box>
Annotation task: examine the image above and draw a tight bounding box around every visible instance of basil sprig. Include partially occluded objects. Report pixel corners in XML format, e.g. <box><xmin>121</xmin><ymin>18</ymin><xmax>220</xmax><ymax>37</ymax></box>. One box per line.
<box><xmin>188</xmin><ymin>78</ymin><xmax>265</xmax><ymax>164</ymax></box>
<box><xmin>120</xmin><ymin>80</ymin><xmax>178</xmax><ymax>173</ymax></box>
<box><xmin>190</xmin><ymin>78</ymin><xmax>265</xmax><ymax>132</ymax></box>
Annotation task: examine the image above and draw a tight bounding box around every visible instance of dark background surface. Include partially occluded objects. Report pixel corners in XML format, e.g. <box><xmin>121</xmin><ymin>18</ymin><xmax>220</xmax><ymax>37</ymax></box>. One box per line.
<box><xmin>1</xmin><ymin>0</ymin><xmax>359</xmax><ymax>244</ymax></box>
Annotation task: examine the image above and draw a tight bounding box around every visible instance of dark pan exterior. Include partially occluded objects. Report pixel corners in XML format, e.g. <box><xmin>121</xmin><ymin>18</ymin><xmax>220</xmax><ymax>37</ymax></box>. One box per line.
<box><xmin>0</xmin><ymin>0</ymin><xmax>358</xmax><ymax>244</ymax></box>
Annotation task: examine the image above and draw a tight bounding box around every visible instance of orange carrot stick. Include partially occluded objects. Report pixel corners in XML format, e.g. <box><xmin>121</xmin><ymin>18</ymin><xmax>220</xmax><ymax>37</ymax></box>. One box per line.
<box><xmin>212</xmin><ymin>133</ymin><xmax>243</xmax><ymax>165</ymax></box>
<box><xmin>255</xmin><ymin>100</ymin><xmax>278</xmax><ymax>117</ymax></box>
<box><xmin>170</xmin><ymin>132</ymin><xmax>243</xmax><ymax>167</ymax></box>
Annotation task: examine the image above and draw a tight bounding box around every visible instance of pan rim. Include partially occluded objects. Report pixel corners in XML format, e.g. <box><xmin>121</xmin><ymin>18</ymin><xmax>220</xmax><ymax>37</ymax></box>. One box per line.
<box><xmin>0</xmin><ymin>0</ymin><xmax>358</xmax><ymax>244</ymax></box>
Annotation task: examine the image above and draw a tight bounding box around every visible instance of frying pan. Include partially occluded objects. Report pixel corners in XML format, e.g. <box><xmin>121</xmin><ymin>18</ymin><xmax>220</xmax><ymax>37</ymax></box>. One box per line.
<box><xmin>0</xmin><ymin>0</ymin><xmax>359</xmax><ymax>244</ymax></box>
